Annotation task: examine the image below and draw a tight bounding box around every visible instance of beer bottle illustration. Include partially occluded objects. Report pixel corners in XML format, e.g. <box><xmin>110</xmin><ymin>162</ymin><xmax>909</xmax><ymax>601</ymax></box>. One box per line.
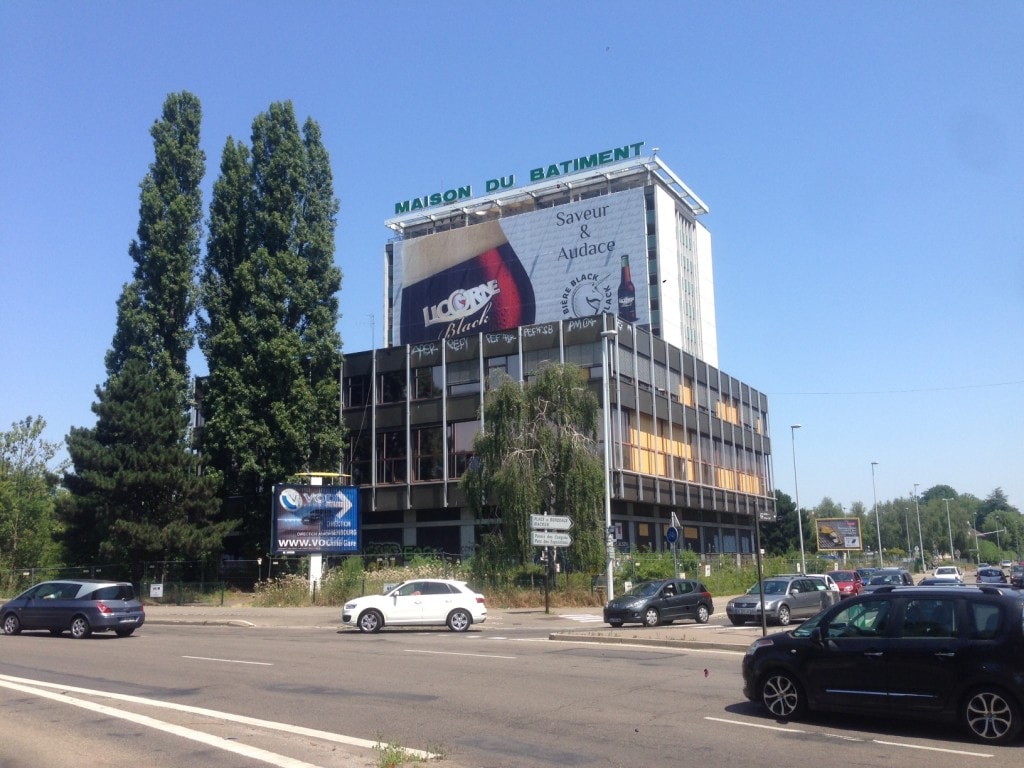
<box><xmin>617</xmin><ymin>254</ymin><xmax>637</xmax><ymax>322</ymax></box>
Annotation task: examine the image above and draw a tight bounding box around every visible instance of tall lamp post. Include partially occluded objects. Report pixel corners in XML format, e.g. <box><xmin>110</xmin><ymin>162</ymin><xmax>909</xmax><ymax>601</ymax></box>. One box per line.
<box><xmin>600</xmin><ymin>326</ymin><xmax>618</xmax><ymax>601</ymax></box>
<box><xmin>942</xmin><ymin>498</ymin><xmax>954</xmax><ymax>562</ymax></box>
<box><xmin>790</xmin><ymin>424</ymin><xmax>806</xmax><ymax>574</ymax></box>
<box><xmin>913</xmin><ymin>483</ymin><xmax>925</xmax><ymax>572</ymax></box>
<box><xmin>871</xmin><ymin>461</ymin><xmax>882</xmax><ymax>567</ymax></box>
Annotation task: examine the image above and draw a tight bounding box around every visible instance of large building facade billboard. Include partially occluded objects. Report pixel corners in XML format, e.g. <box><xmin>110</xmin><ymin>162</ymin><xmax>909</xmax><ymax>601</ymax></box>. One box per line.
<box><xmin>272</xmin><ymin>484</ymin><xmax>359</xmax><ymax>554</ymax></box>
<box><xmin>391</xmin><ymin>187</ymin><xmax>649</xmax><ymax>345</ymax></box>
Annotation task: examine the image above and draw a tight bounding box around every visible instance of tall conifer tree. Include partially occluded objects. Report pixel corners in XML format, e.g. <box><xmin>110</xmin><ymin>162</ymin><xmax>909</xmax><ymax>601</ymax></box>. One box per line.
<box><xmin>199</xmin><ymin>102</ymin><xmax>344</xmax><ymax>554</ymax></box>
<box><xmin>64</xmin><ymin>92</ymin><xmax>230</xmax><ymax>577</ymax></box>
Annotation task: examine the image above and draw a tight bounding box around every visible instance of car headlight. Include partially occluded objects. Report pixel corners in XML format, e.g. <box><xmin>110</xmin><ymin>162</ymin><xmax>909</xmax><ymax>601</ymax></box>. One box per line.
<box><xmin>344</xmin><ymin>602</ymin><xmax>357</xmax><ymax>610</ymax></box>
<box><xmin>745</xmin><ymin>637</ymin><xmax>774</xmax><ymax>655</ymax></box>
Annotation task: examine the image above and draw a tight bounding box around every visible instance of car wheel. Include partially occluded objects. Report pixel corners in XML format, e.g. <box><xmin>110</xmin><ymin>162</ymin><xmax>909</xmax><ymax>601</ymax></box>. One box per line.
<box><xmin>696</xmin><ymin>604</ymin><xmax>710</xmax><ymax>624</ymax></box>
<box><xmin>2</xmin><ymin>613</ymin><xmax>21</xmax><ymax>635</ymax></box>
<box><xmin>962</xmin><ymin>687</ymin><xmax>1022</xmax><ymax>743</ymax></box>
<box><xmin>70</xmin><ymin>615</ymin><xmax>92</xmax><ymax>639</ymax></box>
<box><xmin>643</xmin><ymin>608</ymin><xmax>660</xmax><ymax>627</ymax></box>
<box><xmin>728</xmin><ymin>616</ymin><xmax>745</xmax><ymax>626</ymax></box>
<box><xmin>358</xmin><ymin>610</ymin><xmax>383</xmax><ymax>633</ymax></box>
<box><xmin>759</xmin><ymin>671</ymin><xmax>806</xmax><ymax>720</ymax></box>
<box><xmin>447</xmin><ymin>609</ymin><xmax>472</xmax><ymax>632</ymax></box>
<box><xmin>608</xmin><ymin>619</ymin><xmax>624</xmax><ymax>628</ymax></box>
<box><xmin>115</xmin><ymin>628</ymin><xmax>136</xmax><ymax>637</ymax></box>
<box><xmin>775</xmin><ymin>605</ymin><xmax>791</xmax><ymax>626</ymax></box>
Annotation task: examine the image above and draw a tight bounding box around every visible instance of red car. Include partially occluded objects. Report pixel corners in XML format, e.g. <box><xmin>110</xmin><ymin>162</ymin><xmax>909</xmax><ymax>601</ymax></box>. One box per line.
<box><xmin>830</xmin><ymin>570</ymin><xmax>863</xmax><ymax>598</ymax></box>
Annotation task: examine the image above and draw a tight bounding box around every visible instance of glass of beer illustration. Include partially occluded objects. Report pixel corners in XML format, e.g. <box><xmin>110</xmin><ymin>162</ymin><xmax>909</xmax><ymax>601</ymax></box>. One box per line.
<box><xmin>398</xmin><ymin>220</ymin><xmax>536</xmax><ymax>343</ymax></box>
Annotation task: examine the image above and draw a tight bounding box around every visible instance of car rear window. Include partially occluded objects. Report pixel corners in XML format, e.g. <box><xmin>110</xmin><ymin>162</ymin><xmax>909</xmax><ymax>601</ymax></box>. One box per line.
<box><xmin>86</xmin><ymin>585</ymin><xmax>135</xmax><ymax>600</ymax></box>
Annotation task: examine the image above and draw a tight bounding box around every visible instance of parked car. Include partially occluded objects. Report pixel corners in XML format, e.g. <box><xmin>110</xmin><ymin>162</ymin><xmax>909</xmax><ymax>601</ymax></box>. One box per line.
<box><xmin>603</xmin><ymin>578</ymin><xmax>714</xmax><ymax>627</ymax></box>
<box><xmin>1011</xmin><ymin>564</ymin><xmax>1024</xmax><ymax>589</ymax></box>
<box><xmin>932</xmin><ymin>565</ymin><xmax>963</xmax><ymax>581</ymax></box>
<box><xmin>742</xmin><ymin>585</ymin><xmax>1024</xmax><ymax>743</ymax></box>
<box><xmin>830</xmin><ymin>570</ymin><xmax>864</xmax><ymax>598</ymax></box>
<box><xmin>1</xmin><ymin>579</ymin><xmax>145</xmax><ymax>639</ymax></box>
<box><xmin>856</xmin><ymin>567</ymin><xmax>877</xmax><ymax>582</ymax></box>
<box><xmin>776</xmin><ymin>574</ymin><xmax>841</xmax><ymax>605</ymax></box>
<box><xmin>1001</xmin><ymin>560</ymin><xmax>1013</xmax><ymax>569</ymax></box>
<box><xmin>976</xmin><ymin>567</ymin><xmax>1008</xmax><ymax>585</ymax></box>
<box><xmin>862</xmin><ymin>568</ymin><xmax>914</xmax><ymax>592</ymax></box>
<box><xmin>342</xmin><ymin>579</ymin><xmax>486</xmax><ymax>633</ymax></box>
<box><xmin>726</xmin><ymin>576</ymin><xmax>833</xmax><ymax>627</ymax></box>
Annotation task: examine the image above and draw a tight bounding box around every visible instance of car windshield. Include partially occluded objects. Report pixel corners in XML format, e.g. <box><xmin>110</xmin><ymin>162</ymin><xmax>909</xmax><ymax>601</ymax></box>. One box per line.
<box><xmin>833</xmin><ymin>571</ymin><xmax>856</xmax><ymax>581</ymax></box>
<box><xmin>624</xmin><ymin>582</ymin><xmax>662</xmax><ymax>598</ymax></box>
<box><xmin>748</xmin><ymin>580</ymin><xmax>787</xmax><ymax>595</ymax></box>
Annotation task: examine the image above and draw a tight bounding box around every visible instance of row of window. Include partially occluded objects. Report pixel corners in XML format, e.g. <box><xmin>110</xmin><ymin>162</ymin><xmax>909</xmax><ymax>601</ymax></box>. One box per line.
<box><xmin>347</xmin><ymin>358</ymin><xmax>765</xmax><ymax>435</ymax></box>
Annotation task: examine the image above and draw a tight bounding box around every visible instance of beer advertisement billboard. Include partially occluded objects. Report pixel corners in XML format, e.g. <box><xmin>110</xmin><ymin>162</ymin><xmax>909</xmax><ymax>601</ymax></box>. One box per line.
<box><xmin>391</xmin><ymin>187</ymin><xmax>649</xmax><ymax>345</ymax></box>
<box><xmin>816</xmin><ymin>517</ymin><xmax>863</xmax><ymax>552</ymax></box>
<box><xmin>272</xmin><ymin>484</ymin><xmax>359</xmax><ymax>554</ymax></box>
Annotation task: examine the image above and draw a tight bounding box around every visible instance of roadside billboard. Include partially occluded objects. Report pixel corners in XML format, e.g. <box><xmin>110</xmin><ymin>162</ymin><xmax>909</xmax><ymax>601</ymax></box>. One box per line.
<box><xmin>391</xmin><ymin>186</ymin><xmax>649</xmax><ymax>345</ymax></box>
<box><xmin>272</xmin><ymin>484</ymin><xmax>359</xmax><ymax>555</ymax></box>
<box><xmin>816</xmin><ymin>517</ymin><xmax>863</xmax><ymax>552</ymax></box>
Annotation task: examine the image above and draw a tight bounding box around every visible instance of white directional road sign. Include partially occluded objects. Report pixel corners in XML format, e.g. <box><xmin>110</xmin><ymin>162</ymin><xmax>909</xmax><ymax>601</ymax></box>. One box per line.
<box><xmin>531</xmin><ymin>530</ymin><xmax>573</xmax><ymax>547</ymax></box>
<box><xmin>530</xmin><ymin>514</ymin><xmax>573</xmax><ymax>531</ymax></box>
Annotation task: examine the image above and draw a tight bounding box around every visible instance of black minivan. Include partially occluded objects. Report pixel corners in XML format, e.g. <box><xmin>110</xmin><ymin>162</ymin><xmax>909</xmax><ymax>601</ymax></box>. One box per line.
<box><xmin>742</xmin><ymin>585</ymin><xmax>1024</xmax><ymax>743</ymax></box>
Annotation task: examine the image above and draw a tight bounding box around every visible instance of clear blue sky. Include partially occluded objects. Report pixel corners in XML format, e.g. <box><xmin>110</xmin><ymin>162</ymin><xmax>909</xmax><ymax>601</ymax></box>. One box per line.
<box><xmin>2</xmin><ymin>2</ymin><xmax>1021</xmax><ymax>513</ymax></box>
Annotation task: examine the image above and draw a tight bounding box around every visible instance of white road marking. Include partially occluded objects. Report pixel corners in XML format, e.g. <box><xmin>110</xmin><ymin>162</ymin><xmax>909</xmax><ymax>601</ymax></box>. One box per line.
<box><xmin>705</xmin><ymin>716</ymin><xmax>807</xmax><ymax>733</ymax></box>
<box><xmin>0</xmin><ymin>673</ymin><xmax>432</xmax><ymax>760</ymax></box>
<box><xmin>183</xmin><ymin>655</ymin><xmax>273</xmax><ymax>665</ymax></box>
<box><xmin>705</xmin><ymin>716</ymin><xmax>994</xmax><ymax>757</ymax></box>
<box><xmin>404</xmin><ymin>649</ymin><xmax>516</xmax><ymax>659</ymax></box>
<box><xmin>871</xmin><ymin>739</ymin><xmax>993</xmax><ymax>757</ymax></box>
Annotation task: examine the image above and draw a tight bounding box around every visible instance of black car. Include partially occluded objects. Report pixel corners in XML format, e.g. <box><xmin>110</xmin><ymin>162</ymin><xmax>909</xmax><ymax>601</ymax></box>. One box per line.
<box><xmin>1011</xmin><ymin>565</ymin><xmax>1024</xmax><ymax>589</ymax></box>
<box><xmin>603</xmin><ymin>578</ymin><xmax>713</xmax><ymax>627</ymax></box>
<box><xmin>1</xmin><ymin>579</ymin><xmax>145</xmax><ymax>639</ymax></box>
<box><xmin>742</xmin><ymin>585</ymin><xmax>1024</xmax><ymax>743</ymax></box>
<box><xmin>861</xmin><ymin>567</ymin><xmax>914</xmax><ymax>592</ymax></box>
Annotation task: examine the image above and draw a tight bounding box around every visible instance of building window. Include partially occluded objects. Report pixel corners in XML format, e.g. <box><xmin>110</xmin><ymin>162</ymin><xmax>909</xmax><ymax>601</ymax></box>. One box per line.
<box><xmin>485</xmin><ymin>354</ymin><xmax>520</xmax><ymax>387</ymax></box>
<box><xmin>412</xmin><ymin>426</ymin><xmax>444</xmax><ymax>481</ymax></box>
<box><xmin>377</xmin><ymin>370</ymin><xmax>406</xmax><ymax>404</ymax></box>
<box><xmin>347</xmin><ymin>429</ymin><xmax>371</xmax><ymax>485</ymax></box>
<box><xmin>448</xmin><ymin>420</ymin><xmax>481</xmax><ymax>479</ymax></box>
<box><xmin>447</xmin><ymin>359</ymin><xmax>480</xmax><ymax>396</ymax></box>
<box><xmin>413</xmin><ymin>365</ymin><xmax>442</xmax><ymax>399</ymax></box>
<box><xmin>344</xmin><ymin>375</ymin><xmax>370</xmax><ymax>408</ymax></box>
<box><xmin>376</xmin><ymin>430</ymin><xmax>406</xmax><ymax>484</ymax></box>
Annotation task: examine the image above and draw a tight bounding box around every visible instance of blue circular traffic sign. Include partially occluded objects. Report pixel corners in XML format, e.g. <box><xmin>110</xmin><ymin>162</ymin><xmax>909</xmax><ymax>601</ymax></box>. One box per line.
<box><xmin>666</xmin><ymin>526</ymin><xmax>679</xmax><ymax>544</ymax></box>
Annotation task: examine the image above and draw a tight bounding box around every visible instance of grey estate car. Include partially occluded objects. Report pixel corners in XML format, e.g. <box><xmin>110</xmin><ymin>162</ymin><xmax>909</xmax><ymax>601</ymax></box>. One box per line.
<box><xmin>727</xmin><ymin>576</ymin><xmax>835</xmax><ymax>626</ymax></box>
<box><xmin>1</xmin><ymin>579</ymin><xmax>145</xmax><ymax>639</ymax></box>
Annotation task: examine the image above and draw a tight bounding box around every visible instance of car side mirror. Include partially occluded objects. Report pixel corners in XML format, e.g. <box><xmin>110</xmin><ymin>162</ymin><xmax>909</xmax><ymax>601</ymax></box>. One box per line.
<box><xmin>809</xmin><ymin>627</ymin><xmax>824</xmax><ymax>646</ymax></box>
<box><xmin>791</xmin><ymin>588</ymin><xmax>800</xmax><ymax>594</ymax></box>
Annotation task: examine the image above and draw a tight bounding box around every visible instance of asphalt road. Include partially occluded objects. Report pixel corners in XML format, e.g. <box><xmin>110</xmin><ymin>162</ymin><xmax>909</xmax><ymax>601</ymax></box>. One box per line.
<box><xmin>2</xmin><ymin>607</ymin><xmax>1022</xmax><ymax>767</ymax></box>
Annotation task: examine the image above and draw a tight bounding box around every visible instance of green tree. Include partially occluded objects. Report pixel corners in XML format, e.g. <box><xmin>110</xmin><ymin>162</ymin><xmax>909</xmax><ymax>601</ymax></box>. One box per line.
<box><xmin>461</xmin><ymin>364</ymin><xmax>605</xmax><ymax>574</ymax></box>
<box><xmin>199</xmin><ymin>101</ymin><xmax>344</xmax><ymax>555</ymax></box>
<box><xmin>63</xmin><ymin>92</ymin><xmax>229</xmax><ymax>578</ymax></box>
<box><xmin>0</xmin><ymin>417</ymin><xmax>65</xmax><ymax>578</ymax></box>
<box><xmin>759</xmin><ymin>490</ymin><xmax>804</xmax><ymax>557</ymax></box>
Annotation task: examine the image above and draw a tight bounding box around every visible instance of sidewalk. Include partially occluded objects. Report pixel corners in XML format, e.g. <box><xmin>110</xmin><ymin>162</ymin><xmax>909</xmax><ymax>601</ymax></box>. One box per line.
<box><xmin>142</xmin><ymin>601</ymin><xmax>764</xmax><ymax>651</ymax></box>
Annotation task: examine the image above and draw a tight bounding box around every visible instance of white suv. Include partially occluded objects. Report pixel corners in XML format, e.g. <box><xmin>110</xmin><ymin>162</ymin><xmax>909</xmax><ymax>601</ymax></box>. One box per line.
<box><xmin>933</xmin><ymin>565</ymin><xmax>963</xmax><ymax>581</ymax></box>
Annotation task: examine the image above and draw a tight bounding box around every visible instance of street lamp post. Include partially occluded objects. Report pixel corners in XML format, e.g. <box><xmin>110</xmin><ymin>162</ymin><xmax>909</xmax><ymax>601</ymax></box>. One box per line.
<box><xmin>871</xmin><ymin>462</ymin><xmax>882</xmax><ymax>567</ymax></box>
<box><xmin>913</xmin><ymin>483</ymin><xmax>925</xmax><ymax>573</ymax></box>
<box><xmin>790</xmin><ymin>424</ymin><xmax>806</xmax><ymax>574</ymax></box>
<box><xmin>600</xmin><ymin>326</ymin><xmax>618</xmax><ymax>601</ymax></box>
<box><xmin>942</xmin><ymin>498</ymin><xmax>954</xmax><ymax>562</ymax></box>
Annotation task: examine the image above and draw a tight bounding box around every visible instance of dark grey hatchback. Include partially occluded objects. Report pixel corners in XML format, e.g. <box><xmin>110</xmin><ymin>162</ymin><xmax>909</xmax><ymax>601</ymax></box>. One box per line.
<box><xmin>742</xmin><ymin>585</ymin><xmax>1024</xmax><ymax>743</ymax></box>
<box><xmin>1</xmin><ymin>579</ymin><xmax>145</xmax><ymax>639</ymax></box>
<box><xmin>603</xmin><ymin>578</ymin><xmax>714</xmax><ymax>627</ymax></box>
